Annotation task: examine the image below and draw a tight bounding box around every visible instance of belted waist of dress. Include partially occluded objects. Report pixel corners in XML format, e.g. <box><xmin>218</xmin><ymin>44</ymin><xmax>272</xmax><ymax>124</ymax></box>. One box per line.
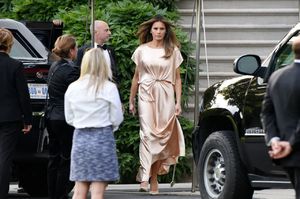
<box><xmin>138</xmin><ymin>78</ymin><xmax>172</xmax><ymax>85</ymax></box>
<box><xmin>138</xmin><ymin>78</ymin><xmax>172</xmax><ymax>101</ymax></box>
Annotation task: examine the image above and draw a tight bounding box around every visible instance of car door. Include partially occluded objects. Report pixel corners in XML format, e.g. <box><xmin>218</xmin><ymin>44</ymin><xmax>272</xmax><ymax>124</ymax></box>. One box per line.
<box><xmin>242</xmin><ymin>32</ymin><xmax>298</xmax><ymax>177</ymax></box>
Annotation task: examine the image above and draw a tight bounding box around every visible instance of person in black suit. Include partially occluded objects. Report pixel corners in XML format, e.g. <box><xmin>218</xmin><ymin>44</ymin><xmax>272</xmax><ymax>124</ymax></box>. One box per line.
<box><xmin>261</xmin><ymin>35</ymin><xmax>300</xmax><ymax>199</ymax></box>
<box><xmin>46</xmin><ymin>34</ymin><xmax>80</xmax><ymax>199</ymax></box>
<box><xmin>76</xmin><ymin>20</ymin><xmax>120</xmax><ymax>84</ymax></box>
<box><xmin>0</xmin><ymin>28</ymin><xmax>32</xmax><ymax>199</ymax></box>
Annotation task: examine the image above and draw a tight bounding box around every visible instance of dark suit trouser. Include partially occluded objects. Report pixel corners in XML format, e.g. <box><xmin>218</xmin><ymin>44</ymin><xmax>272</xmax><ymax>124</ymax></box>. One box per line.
<box><xmin>46</xmin><ymin>120</ymin><xmax>74</xmax><ymax>199</ymax></box>
<box><xmin>0</xmin><ymin>121</ymin><xmax>21</xmax><ymax>199</ymax></box>
<box><xmin>285</xmin><ymin>167</ymin><xmax>300</xmax><ymax>199</ymax></box>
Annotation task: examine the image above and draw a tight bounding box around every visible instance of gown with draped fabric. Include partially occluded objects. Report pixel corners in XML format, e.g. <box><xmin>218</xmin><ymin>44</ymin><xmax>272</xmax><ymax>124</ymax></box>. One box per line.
<box><xmin>131</xmin><ymin>44</ymin><xmax>186</xmax><ymax>182</ymax></box>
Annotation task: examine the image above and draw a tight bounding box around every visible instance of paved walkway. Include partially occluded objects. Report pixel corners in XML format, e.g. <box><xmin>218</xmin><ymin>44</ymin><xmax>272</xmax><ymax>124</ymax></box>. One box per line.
<box><xmin>10</xmin><ymin>182</ymin><xmax>295</xmax><ymax>199</ymax></box>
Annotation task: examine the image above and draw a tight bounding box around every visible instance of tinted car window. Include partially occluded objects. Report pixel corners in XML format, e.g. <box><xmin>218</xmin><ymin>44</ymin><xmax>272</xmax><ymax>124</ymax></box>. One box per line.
<box><xmin>8</xmin><ymin>29</ymin><xmax>45</xmax><ymax>59</ymax></box>
<box><xmin>273</xmin><ymin>33</ymin><xmax>300</xmax><ymax>71</ymax></box>
<box><xmin>10</xmin><ymin>38</ymin><xmax>33</xmax><ymax>58</ymax></box>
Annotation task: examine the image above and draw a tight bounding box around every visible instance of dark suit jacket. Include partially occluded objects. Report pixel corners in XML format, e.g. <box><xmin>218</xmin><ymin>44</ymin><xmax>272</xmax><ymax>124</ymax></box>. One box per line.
<box><xmin>47</xmin><ymin>59</ymin><xmax>80</xmax><ymax>121</ymax></box>
<box><xmin>261</xmin><ymin>62</ymin><xmax>300</xmax><ymax>167</ymax></box>
<box><xmin>0</xmin><ymin>52</ymin><xmax>32</xmax><ymax>124</ymax></box>
<box><xmin>76</xmin><ymin>44</ymin><xmax>120</xmax><ymax>85</ymax></box>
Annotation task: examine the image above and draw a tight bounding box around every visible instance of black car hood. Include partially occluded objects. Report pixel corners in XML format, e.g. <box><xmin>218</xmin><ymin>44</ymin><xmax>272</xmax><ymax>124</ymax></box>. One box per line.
<box><xmin>202</xmin><ymin>75</ymin><xmax>253</xmax><ymax>115</ymax></box>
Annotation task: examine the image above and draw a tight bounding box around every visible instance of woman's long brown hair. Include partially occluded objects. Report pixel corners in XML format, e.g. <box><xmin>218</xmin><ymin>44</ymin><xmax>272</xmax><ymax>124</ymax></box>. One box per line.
<box><xmin>137</xmin><ymin>15</ymin><xmax>180</xmax><ymax>58</ymax></box>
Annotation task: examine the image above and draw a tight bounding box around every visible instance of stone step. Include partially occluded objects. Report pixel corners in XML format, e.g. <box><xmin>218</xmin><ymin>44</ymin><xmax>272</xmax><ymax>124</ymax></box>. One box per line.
<box><xmin>181</xmin><ymin>24</ymin><xmax>293</xmax><ymax>41</ymax></box>
<box><xmin>192</xmin><ymin>55</ymin><xmax>268</xmax><ymax>72</ymax></box>
<box><xmin>195</xmin><ymin>40</ymin><xmax>277</xmax><ymax>57</ymax></box>
<box><xmin>179</xmin><ymin>8</ymin><xmax>298</xmax><ymax>25</ymax></box>
<box><xmin>176</xmin><ymin>0</ymin><xmax>297</xmax><ymax>10</ymax></box>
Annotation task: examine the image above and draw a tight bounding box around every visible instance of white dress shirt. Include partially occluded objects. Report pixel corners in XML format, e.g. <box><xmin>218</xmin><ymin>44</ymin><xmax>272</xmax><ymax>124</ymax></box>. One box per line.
<box><xmin>94</xmin><ymin>43</ymin><xmax>111</xmax><ymax>69</ymax></box>
<box><xmin>64</xmin><ymin>75</ymin><xmax>123</xmax><ymax>131</ymax></box>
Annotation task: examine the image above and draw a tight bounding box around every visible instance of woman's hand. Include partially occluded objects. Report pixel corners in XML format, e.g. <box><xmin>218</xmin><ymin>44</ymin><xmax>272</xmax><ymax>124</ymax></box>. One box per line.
<box><xmin>175</xmin><ymin>102</ymin><xmax>182</xmax><ymax>116</ymax></box>
<box><xmin>129</xmin><ymin>101</ymin><xmax>136</xmax><ymax>116</ymax></box>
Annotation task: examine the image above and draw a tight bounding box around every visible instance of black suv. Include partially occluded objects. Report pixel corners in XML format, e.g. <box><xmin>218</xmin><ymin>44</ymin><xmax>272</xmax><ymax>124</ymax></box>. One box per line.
<box><xmin>0</xmin><ymin>18</ymin><xmax>62</xmax><ymax>196</ymax></box>
<box><xmin>192</xmin><ymin>23</ymin><xmax>300</xmax><ymax>198</ymax></box>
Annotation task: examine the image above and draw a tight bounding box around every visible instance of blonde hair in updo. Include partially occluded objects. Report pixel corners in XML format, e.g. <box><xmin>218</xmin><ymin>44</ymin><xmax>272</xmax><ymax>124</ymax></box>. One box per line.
<box><xmin>0</xmin><ymin>28</ymin><xmax>14</xmax><ymax>53</ymax></box>
<box><xmin>80</xmin><ymin>48</ymin><xmax>112</xmax><ymax>93</ymax></box>
<box><xmin>52</xmin><ymin>34</ymin><xmax>76</xmax><ymax>59</ymax></box>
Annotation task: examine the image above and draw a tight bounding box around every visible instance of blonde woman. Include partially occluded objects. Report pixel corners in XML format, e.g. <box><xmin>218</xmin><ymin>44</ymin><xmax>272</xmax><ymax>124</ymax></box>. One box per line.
<box><xmin>64</xmin><ymin>48</ymin><xmax>123</xmax><ymax>199</ymax></box>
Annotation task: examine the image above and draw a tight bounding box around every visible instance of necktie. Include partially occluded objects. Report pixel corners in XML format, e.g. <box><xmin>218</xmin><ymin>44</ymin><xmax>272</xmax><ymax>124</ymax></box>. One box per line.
<box><xmin>97</xmin><ymin>44</ymin><xmax>107</xmax><ymax>50</ymax></box>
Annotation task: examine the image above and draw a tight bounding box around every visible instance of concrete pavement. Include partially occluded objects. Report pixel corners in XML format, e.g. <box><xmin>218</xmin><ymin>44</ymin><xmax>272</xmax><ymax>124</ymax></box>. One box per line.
<box><xmin>9</xmin><ymin>182</ymin><xmax>295</xmax><ymax>199</ymax></box>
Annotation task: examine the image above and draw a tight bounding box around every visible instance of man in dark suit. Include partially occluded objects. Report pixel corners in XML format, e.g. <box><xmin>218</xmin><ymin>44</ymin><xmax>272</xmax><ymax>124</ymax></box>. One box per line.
<box><xmin>261</xmin><ymin>35</ymin><xmax>300</xmax><ymax>199</ymax></box>
<box><xmin>0</xmin><ymin>28</ymin><xmax>32</xmax><ymax>199</ymax></box>
<box><xmin>76</xmin><ymin>20</ymin><xmax>120</xmax><ymax>84</ymax></box>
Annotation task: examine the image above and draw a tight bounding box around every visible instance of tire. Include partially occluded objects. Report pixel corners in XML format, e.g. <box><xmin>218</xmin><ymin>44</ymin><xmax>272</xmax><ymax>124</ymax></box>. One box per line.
<box><xmin>18</xmin><ymin>161</ymin><xmax>48</xmax><ymax>197</ymax></box>
<box><xmin>198</xmin><ymin>131</ymin><xmax>254</xmax><ymax>199</ymax></box>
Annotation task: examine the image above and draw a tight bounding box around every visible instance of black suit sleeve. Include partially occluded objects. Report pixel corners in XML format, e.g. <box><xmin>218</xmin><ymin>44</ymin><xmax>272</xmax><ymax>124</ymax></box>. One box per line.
<box><xmin>289</xmin><ymin>120</ymin><xmax>300</xmax><ymax>150</ymax></box>
<box><xmin>261</xmin><ymin>83</ymin><xmax>279</xmax><ymax>145</ymax></box>
<box><xmin>108</xmin><ymin>47</ymin><xmax>120</xmax><ymax>85</ymax></box>
<box><xmin>15</xmin><ymin>62</ymin><xmax>32</xmax><ymax>124</ymax></box>
<box><xmin>76</xmin><ymin>44</ymin><xmax>92</xmax><ymax>67</ymax></box>
<box><xmin>65</xmin><ymin>66</ymin><xmax>80</xmax><ymax>86</ymax></box>
<box><xmin>75</xmin><ymin>46</ymin><xmax>85</xmax><ymax>67</ymax></box>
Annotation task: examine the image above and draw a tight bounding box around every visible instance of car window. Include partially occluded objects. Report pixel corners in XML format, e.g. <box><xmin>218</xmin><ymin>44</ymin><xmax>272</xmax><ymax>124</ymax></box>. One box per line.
<box><xmin>10</xmin><ymin>38</ymin><xmax>33</xmax><ymax>58</ymax></box>
<box><xmin>273</xmin><ymin>42</ymin><xmax>293</xmax><ymax>71</ymax></box>
<box><xmin>9</xmin><ymin>30</ymin><xmax>37</xmax><ymax>59</ymax></box>
<box><xmin>273</xmin><ymin>33</ymin><xmax>300</xmax><ymax>71</ymax></box>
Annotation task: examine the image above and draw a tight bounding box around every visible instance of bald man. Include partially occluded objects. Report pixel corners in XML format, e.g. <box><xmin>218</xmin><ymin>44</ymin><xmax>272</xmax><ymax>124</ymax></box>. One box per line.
<box><xmin>261</xmin><ymin>35</ymin><xmax>300</xmax><ymax>199</ymax></box>
<box><xmin>76</xmin><ymin>20</ymin><xmax>120</xmax><ymax>84</ymax></box>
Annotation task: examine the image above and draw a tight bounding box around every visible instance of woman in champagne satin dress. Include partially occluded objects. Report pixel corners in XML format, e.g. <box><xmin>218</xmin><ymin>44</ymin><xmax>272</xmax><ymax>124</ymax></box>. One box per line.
<box><xmin>129</xmin><ymin>15</ymin><xmax>185</xmax><ymax>195</ymax></box>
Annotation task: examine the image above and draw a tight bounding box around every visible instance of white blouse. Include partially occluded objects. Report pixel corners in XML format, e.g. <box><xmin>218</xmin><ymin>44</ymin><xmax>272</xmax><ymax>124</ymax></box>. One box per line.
<box><xmin>64</xmin><ymin>75</ymin><xmax>123</xmax><ymax>131</ymax></box>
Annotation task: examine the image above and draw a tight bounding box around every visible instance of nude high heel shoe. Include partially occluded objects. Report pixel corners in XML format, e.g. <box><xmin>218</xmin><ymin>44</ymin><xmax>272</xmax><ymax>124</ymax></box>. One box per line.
<box><xmin>139</xmin><ymin>181</ymin><xmax>148</xmax><ymax>192</ymax></box>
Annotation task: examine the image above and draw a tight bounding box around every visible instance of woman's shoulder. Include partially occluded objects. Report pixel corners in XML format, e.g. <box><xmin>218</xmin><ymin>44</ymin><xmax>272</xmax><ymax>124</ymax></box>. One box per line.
<box><xmin>135</xmin><ymin>44</ymin><xmax>148</xmax><ymax>51</ymax></box>
<box><xmin>173</xmin><ymin>45</ymin><xmax>180</xmax><ymax>52</ymax></box>
<box><xmin>104</xmin><ymin>80</ymin><xmax>118</xmax><ymax>90</ymax></box>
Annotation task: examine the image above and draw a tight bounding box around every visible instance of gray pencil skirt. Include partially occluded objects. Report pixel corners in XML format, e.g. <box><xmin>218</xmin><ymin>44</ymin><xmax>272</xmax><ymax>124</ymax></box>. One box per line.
<box><xmin>70</xmin><ymin>126</ymin><xmax>119</xmax><ymax>182</ymax></box>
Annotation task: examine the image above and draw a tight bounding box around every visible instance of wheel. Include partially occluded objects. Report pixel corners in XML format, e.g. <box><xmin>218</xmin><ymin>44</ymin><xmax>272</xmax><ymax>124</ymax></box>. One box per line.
<box><xmin>198</xmin><ymin>131</ymin><xmax>253</xmax><ymax>199</ymax></box>
<box><xmin>17</xmin><ymin>161</ymin><xmax>48</xmax><ymax>197</ymax></box>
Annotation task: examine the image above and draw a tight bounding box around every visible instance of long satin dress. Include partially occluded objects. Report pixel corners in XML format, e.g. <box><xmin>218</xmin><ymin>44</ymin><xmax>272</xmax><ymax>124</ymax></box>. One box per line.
<box><xmin>131</xmin><ymin>44</ymin><xmax>186</xmax><ymax>182</ymax></box>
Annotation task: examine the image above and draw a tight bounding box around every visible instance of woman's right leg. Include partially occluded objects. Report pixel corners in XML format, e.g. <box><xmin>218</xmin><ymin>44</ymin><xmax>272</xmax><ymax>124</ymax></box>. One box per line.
<box><xmin>72</xmin><ymin>181</ymin><xmax>89</xmax><ymax>199</ymax></box>
<box><xmin>47</xmin><ymin>120</ymin><xmax>60</xmax><ymax>199</ymax></box>
<box><xmin>149</xmin><ymin>161</ymin><xmax>161</xmax><ymax>194</ymax></box>
<box><xmin>56</xmin><ymin>121</ymin><xmax>75</xmax><ymax>197</ymax></box>
<box><xmin>90</xmin><ymin>181</ymin><xmax>107</xmax><ymax>199</ymax></box>
<box><xmin>47</xmin><ymin>120</ymin><xmax>74</xmax><ymax>199</ymax></box>
<box><xmin>137</xmin><ymin>140</ymin><xmax>150</xmax><ymax>191</ymax></box>
<box><xmin>0</xmin><ymin>121</ymin><xmax>21</xmax><ymax>199</ymax></box>
<box><xmin>139</xmin><ymin>181</ymin><xmax>148</xmax><ymax>192</ymax></box>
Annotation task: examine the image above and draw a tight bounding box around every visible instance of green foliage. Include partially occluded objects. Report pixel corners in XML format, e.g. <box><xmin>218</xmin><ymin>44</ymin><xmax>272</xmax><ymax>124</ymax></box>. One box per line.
<box><xmin>0</xmin><ymin>0</ymin><xmax>13</xmax><ymax>18</ymax></box>
<box><xmin>12</xmin><ymin>0</ymin><xmax>62</xmax><ymax>21</ymax></box>
<box><xmin>0</xmin><ymin>0</ymin><xmax>12</xmax><ymax>12</ymax></box>
<box><xmin>116</xmin><ymin>114</ymin><xmax>140</xmax><ymax>183</ymax></box>
<box><xmin>55</xmin><ymin>4</ymin><xmax>95</xmax><ymax>47</ymax></box>
<box><xmin>2</xmin><ymin>0</ymin><xmax>195</xmax><ymax>184</ymax></box>
<box><xmin>146</xmin><ymin>0</ymin><xmax>178</xmax><ymax>11</ymax></box>
<box><xmin>7</xmin><ymin>0</ymin><xmax>87</xmax><ymax>21</ymax></box>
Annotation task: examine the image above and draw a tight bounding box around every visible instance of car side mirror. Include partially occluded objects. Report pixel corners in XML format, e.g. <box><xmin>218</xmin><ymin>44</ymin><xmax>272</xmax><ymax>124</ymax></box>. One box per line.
<box><xmin>233</xmin><ymin>54</ymin><xmax>263</xmax><ymax>77</ymax></box>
